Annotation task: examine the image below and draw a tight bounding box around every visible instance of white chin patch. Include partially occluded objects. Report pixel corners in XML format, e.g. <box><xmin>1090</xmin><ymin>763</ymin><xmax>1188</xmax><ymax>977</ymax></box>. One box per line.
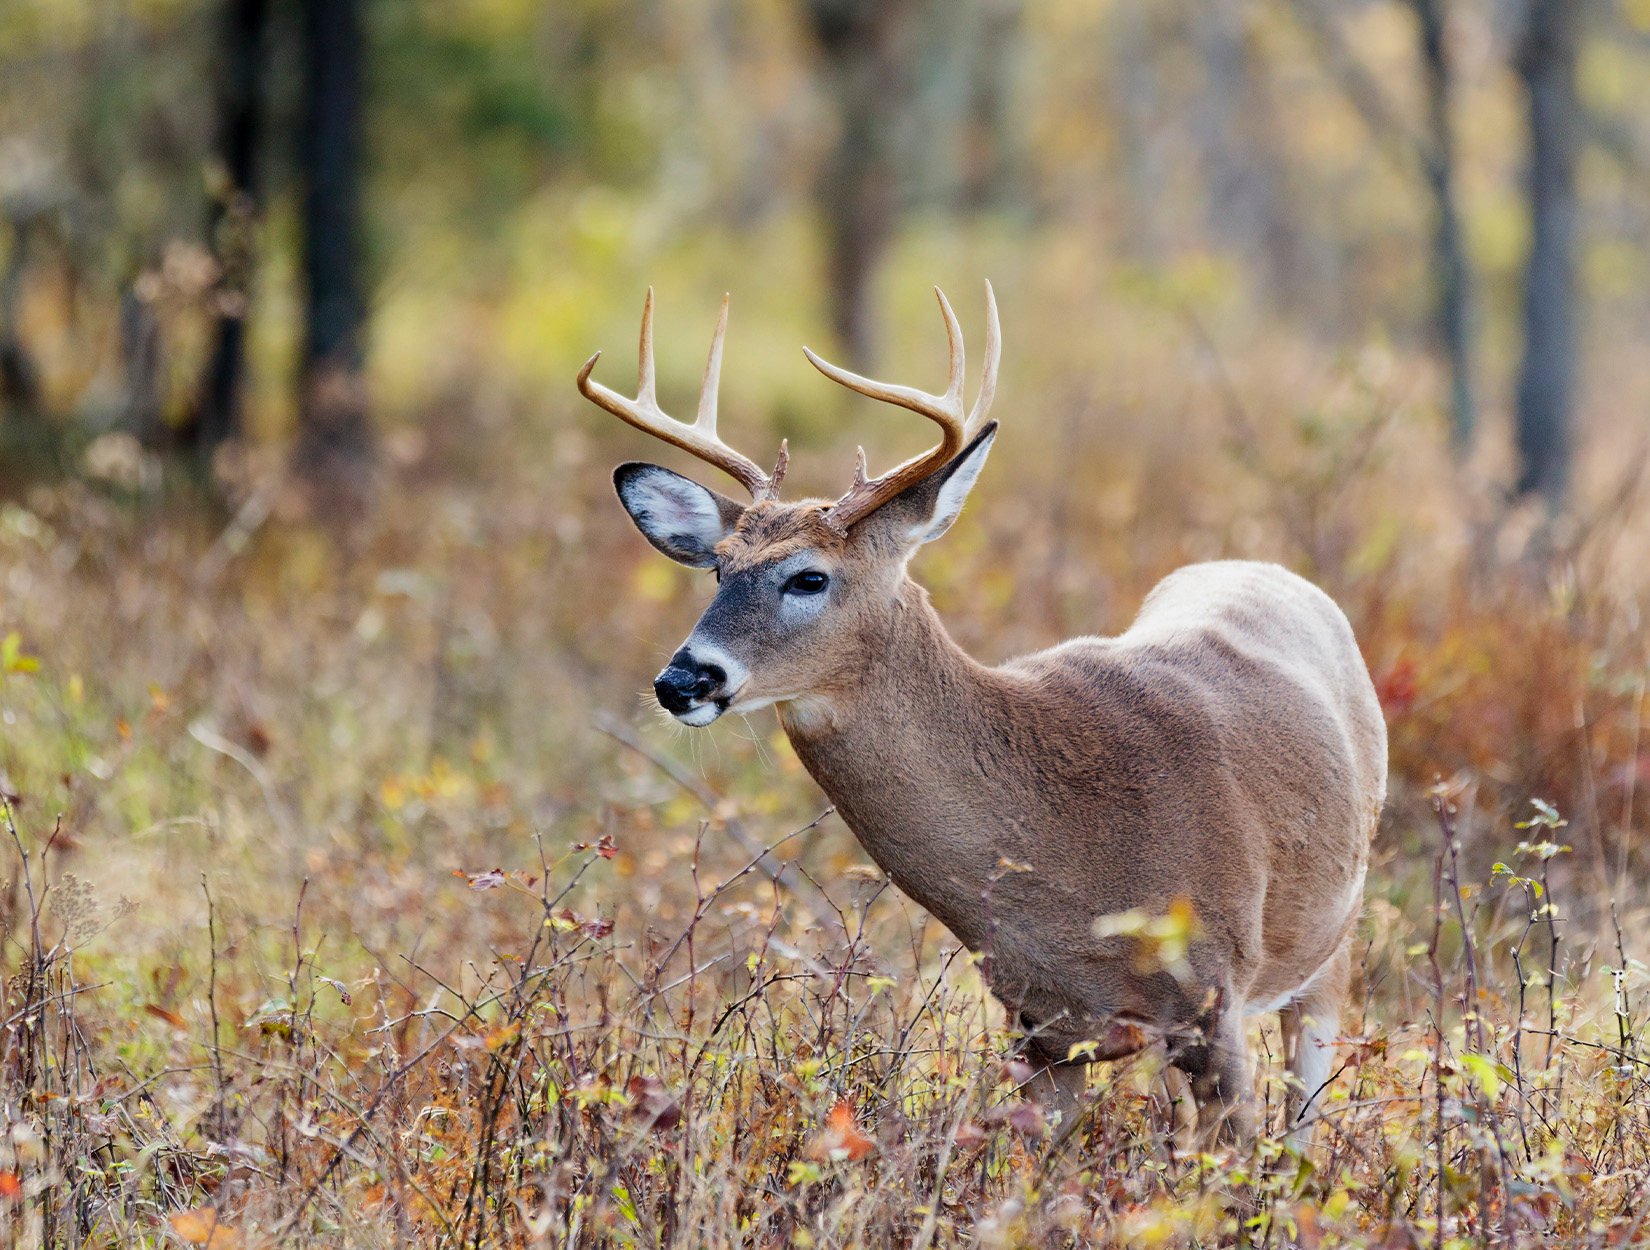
<box><xmin>676</xmin><ymin>703</ymin><xmax>723</xmax><ymax>727</ymax></box>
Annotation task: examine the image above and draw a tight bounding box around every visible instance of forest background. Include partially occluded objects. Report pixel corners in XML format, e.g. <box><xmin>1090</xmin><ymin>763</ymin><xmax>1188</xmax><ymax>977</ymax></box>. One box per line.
<box><xmin>3</xmin><ymin>0</ymin><xmax>1650</xmax><ymax>1246</ymax></box>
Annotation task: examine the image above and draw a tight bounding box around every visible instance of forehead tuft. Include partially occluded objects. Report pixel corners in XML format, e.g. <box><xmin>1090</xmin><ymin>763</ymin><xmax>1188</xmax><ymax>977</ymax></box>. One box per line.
<box><xmin>715</xmin><ymin>501</ymin><xmax>844</xmax><ymax>571</ymax></box>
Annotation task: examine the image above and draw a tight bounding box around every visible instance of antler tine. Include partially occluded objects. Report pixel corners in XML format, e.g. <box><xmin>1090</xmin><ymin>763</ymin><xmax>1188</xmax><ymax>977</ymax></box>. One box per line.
<box><xmin>801</xmin><ymin>287</ymin><xmax>967</xmax><ymax>428</ymax></box>
<box><xmin>577</xmin><ymin>289</ymin><xmax>784</xmax><ymax>501</ymax></box>
<box><xmin>637</xmin><ymin>286</ymin><xmax>658</xmax><ymax>406</ymax></box>
<box><xmin>807</xmin><ymin>283</ymin><xmax>998</xmax><ymax>534</ymax></box>
<box><xmin>938</xmin><ymin>286</ymin><xmax>967</xmax><ymax>413</ymax></box>
<box><xmin>966</xmin><ymin>280</ymin><xmax>999</xmax><ymax>437</ymax></box>
<box><xmin>696</xmin><ymin>293</ymin><xmax>728</xmax><ymax>433</ymax></box>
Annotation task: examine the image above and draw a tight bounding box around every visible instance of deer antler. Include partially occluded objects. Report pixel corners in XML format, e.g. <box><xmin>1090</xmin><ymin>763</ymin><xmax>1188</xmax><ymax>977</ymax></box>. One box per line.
<box><xmin>805</xmin><ymin>281</ymin><xmax>999</xmax><ymax>534</ymax></box>
<box><xmin>577</xmin><ymin>289</ymin><xmax>788</xmax><ymax>502</ymax></box>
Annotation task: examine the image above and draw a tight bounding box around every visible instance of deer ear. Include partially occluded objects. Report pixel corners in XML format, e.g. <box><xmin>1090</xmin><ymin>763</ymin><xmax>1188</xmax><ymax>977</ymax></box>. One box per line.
<box><xmin>613</xmin><ymin>463</ymin><xmax>746</xmax><ymax>567</ymax></box>
<box><xmin>856</xmin><ymin>422</ymin><xmax>997</xmax><ymax>548</ymax></box>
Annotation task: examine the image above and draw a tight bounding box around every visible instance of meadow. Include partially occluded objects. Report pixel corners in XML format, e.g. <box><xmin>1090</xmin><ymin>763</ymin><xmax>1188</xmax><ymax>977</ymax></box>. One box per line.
<box><xmin>3</xmin><ymin>208</ymin><xmax>1650</xmax><ymax>1249</ymax></box>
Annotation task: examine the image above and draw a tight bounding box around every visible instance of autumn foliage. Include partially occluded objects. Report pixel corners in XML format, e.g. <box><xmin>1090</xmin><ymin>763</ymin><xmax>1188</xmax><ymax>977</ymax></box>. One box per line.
<box><xmin>0</xmin><ymin>158</ymin><xmax>1649</xmax><ymax>1249</ymax></box>
<box><xmin>2</xmin><ymin>399</ymin><xmax>1650</xmax><ymax>1248</ymax></box>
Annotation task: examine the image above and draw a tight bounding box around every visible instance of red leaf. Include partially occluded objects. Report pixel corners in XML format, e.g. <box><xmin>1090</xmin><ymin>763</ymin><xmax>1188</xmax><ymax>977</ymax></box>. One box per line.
<box><xmin>596</xmin><ymin>834</ymin><xmax>618</xmax><ymax>859</ymax></box>
<box><xmin>145</xmin><ymin>1005</ymin><xmax>187</xmax><ymax>1030</ymax></box>
<box><xmin>626</xmin><ymin>1076</ymin><xmax>682</xmax><ymax>1131</ymax></box>
<box><xmin>805</xmin><ymin>1100</ymin><xmax>875</xmax><ymax>1162</ymax></box>
<box><xmin>985</xmin><ymin>1099</ymin><xmax>1046</xmax><ymax>1138</ymax></box>
<box><xmin>1006</xmin><ymin>1101</ymin><xmax>1046</xmax><ymax>1138</ymax></box>
<box><xmin>243</xmin><ymin>722</ymin><xmax>271</xmax><ymax>758</ymax></box>
<box><xmin>0</xmin><ymin>1172</ymin><xmax>20</xmax><ymax>1200</ymax></box>
<box><xmin>999</xmin><ymin>1058</ymin><xmax>1034</xmax><ymax>1086</ymax></box>
<box><xmin>1375</xmin><ymin>657</ymin><xmax>1418</xmax><ymax>716</ymax></box>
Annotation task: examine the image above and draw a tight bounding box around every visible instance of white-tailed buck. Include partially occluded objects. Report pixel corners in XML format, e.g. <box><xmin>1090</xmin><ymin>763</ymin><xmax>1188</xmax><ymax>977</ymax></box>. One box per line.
<box><xmin>578</xmin><ymin>284</ymin><xmax>1387</xmax><ymax>1144</ymax></box>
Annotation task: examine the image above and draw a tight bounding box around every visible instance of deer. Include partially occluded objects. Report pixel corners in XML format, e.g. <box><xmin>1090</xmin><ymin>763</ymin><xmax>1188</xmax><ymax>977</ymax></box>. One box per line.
<box><xmin>576</xmin><ymin>283</ymin><xmax>1387</xmax><ymax>1146</ymax></box>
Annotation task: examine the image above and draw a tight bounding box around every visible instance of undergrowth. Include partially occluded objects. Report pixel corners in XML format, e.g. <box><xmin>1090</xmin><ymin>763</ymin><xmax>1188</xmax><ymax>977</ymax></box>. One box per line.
<box><xmin>4</xmin><ymin>775</ymin><xmax>1650</xmax><ymax>1248</ymax></box>
<box><xmin>1</xmin><ymin>350</ymin><xmax>1649</xmax><ymax>1245</ymax></box>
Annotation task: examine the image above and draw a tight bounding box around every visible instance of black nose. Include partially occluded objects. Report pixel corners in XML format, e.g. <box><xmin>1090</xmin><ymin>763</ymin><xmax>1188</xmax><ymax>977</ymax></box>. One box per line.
<box><xmin>653</xmin><ymin>649</ymin><xmax>728</xmax><ymax>715</ymax></box>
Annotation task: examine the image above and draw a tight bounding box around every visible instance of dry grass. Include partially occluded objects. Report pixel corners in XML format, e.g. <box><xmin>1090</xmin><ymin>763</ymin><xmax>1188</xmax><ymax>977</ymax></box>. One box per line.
<box><xmin>3</xmin><ymin>323</ymin><xmax>1650</xmax><ymax>1247</ymax></box>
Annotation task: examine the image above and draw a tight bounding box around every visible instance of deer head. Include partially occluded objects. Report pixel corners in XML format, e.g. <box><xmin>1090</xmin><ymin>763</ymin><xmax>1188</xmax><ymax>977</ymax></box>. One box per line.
<box><xmin>579</xmin><ymin>284</ymin><xmax>1000</xmax><ymax>727</ymax></box>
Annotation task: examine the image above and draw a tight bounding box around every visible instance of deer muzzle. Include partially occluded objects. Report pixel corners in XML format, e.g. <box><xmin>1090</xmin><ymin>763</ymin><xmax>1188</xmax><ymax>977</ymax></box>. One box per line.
<box><xmin>653</xmin><ymin>649</ymin><xmax>731</xmax><ymax>725</ymax></box>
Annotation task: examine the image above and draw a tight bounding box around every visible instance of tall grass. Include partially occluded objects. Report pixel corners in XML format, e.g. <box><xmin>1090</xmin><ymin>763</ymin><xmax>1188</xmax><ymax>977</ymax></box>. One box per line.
<box><xmin>3</xmin><ymin>288</ymin><xmax>1650</xmax><ymax>1244</ymax></box>
<box><xmin>5</xmin><ymin>775</ymin><xmax>1650</xmax><ymax>1247</ymax></box>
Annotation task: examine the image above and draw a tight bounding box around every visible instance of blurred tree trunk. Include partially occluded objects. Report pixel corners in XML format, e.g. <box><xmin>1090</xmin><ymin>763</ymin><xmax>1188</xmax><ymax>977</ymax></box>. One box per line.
<box><xmin>0</xmin><ymin>207</ymin><xmax>50</xmax><ymax>484</ymax></box>
<box><xmin>1188</xmin><ymin>0</ymin><xmax>1302</xmax><ymax>313</ymax></box>
<box><xmin>803</xmin><ymin>0</ymin><xmax>924</xmax><ymax>371</ymax></box>
<box><xmin>958</xmin><ymin>0</ymin><xmax>1027</xmax><ymax>212</ymax></box>
<box><xmin>1513</xmin><ymin>0</ymin><xmax>1580</xmax><ymax>503</ymax></box>
<box><xmin>1111</xmin><ymin>1</ymin><xmax>1168</xmax><ymax>264</ymax></box>
<box><xmin>120</xmin><ymin>286</ymin><xmax>165</xmax><ymax>447</ymax></box>
<box><xmin>186</xmin><ymin>0</ymin><xmax>269</xmax><ymax>466</ymax></box>
<box><xmin>0</xmin><ymin>209</ymin><xmax>41</xmax><ymax>421</ymax></box>
<box><xmin>1288</xmin><ymin>0</ymin><xmax>1476</xmax><ymax>439</ymax></box>
<box><xmin>294</xmin><ymin>0</ymin><xmax>373</xmax><ymax>517</ymax></box>
<box><xmin>1412</xmin><ymin>0</ymin><xmax>1474</xmax><ymax>448</ymax></box>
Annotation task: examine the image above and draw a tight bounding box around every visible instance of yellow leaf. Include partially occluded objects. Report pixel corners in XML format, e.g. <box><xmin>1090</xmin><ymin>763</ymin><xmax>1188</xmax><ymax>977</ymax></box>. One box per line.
<box><xmin>485</xmin><ymin>1021</ymin><xmax>521</xmax><ymax>1051</ymax></box>
<box><xmin>1</xmin><ymin>633</ymin><xmax>39</xmax><ymax>675</ymax></box>
<box><xmin>168</xmin><ymin>1207</ymin><xmax>244</xmax><ymax>1248</ymax></box>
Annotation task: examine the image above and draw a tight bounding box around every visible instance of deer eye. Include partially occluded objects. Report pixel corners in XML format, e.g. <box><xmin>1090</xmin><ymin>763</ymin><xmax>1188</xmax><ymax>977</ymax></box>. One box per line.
<box><xmin>783</xmin><ymin>570</ymin><xmax>829</xmax><ymax>596</ymax></box>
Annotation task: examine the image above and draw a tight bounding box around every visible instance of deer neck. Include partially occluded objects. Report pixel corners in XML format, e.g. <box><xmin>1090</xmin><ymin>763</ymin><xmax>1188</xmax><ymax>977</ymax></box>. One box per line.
<box><xmin>779</xmin><ymin>577</ymin><xmax>986</xmax><ymax>742</ymax></box>
<box><xmin>776</xmin><ymin>579</ymin><xmax>1010</xmax><ymax>926</ymax></box>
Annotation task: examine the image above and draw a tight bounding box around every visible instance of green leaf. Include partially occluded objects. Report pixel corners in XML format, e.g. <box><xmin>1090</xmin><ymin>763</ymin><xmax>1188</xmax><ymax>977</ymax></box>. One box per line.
<box><xmin>1491</xmin><ymin>864</ymin><xmax>1543</xmax><ymax>896</ymax></box>
<box><xmin>1</xmin><ymin>632</ymin><xmax>39</xmax><ymax>675</ymax></box>
<box><xmin>1459</xmin><ymin>1051</ymin><xmax>1514</xmax><ymax>1099</ymax></box>
<box><xmin>787</xmin><ymin>1160</ymin><xmax>824</xmax><ymax>1187</ymax></box>
<box><xmin>1515</xmin><ymin>799</ymin><xmax>1567</xmax><ymax>832</ymax></box>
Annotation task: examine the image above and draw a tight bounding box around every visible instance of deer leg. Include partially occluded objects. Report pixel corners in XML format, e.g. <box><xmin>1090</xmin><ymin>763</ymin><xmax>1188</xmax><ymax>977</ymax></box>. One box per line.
<box><xmin>1181</xmin><ymin>1002</ymin><xmax>1255</xmax><ymax>1148</ymax></box>
<box><xmin>1279</xmin><ymin>938</ymin><xmax>1350</xmax><ymax>1150</ymax></box>
<box><xmin>1149</xmin><ymin>1063</ymin><xmax>1198</xmax><ymax>1157</ymax></box>
<box><xmin>1024</xmin><ymin>1048</ymin><xmax>1087</xmax><ymax>1117</ymax></box>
